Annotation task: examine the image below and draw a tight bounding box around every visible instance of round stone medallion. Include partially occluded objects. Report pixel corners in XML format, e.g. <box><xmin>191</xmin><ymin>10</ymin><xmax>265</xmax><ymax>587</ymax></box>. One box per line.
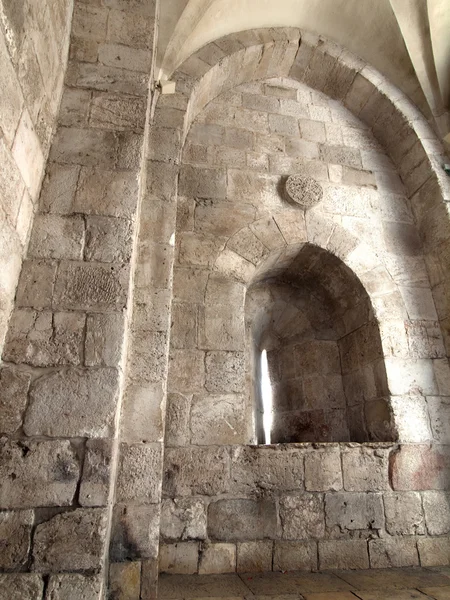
<box><xmin>285</xmin><ymin>175</ymin><xmax>323</xmax><ymax>209</ymax></box>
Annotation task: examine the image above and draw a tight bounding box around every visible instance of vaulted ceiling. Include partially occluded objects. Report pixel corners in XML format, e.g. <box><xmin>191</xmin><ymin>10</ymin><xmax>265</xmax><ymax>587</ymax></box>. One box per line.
<box><xmin>157</xmin><ymin>0</ymin><xmax>449</xmax><ymax>139</ymax></box>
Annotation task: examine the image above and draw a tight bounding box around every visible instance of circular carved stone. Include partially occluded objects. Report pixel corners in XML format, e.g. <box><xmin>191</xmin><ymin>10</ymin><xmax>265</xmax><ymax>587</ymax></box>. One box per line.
<box><xmin>285</xmin><ymin>175</ymin><xmax>323</xmax><ymax>209</ymax></box>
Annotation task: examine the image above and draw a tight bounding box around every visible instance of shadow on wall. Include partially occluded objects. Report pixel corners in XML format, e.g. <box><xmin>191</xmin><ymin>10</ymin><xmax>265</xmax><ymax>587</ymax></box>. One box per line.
<box><xmin>246</xmin><ymin>243</ymin><xmax>399</xmax><ymax>445</ymax></box>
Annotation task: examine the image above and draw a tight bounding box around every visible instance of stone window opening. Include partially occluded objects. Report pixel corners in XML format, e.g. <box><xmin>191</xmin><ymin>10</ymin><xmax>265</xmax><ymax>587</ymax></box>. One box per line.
<box><xmin>247</xmin><ymin>243</ymin><xmax>398</xmax><ymax>445</ymax></box>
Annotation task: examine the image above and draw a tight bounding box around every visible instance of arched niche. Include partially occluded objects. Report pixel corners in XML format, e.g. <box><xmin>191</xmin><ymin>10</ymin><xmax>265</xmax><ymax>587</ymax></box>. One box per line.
<box><xmin>245</xmin><ymin>243</ymin><xmax>398</xmax><ymax>444</ymax></box>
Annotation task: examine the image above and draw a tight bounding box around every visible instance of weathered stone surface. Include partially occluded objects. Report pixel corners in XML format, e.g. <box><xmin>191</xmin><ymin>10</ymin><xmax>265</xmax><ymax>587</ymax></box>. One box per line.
<box><xmin>368</xmin><ymin>538</ymin><xmax>419</xmax><ymax>568</ymax></box>
<box><xmin>383</xmin><ymin>492</ymin><xmax>425</xmax><ymax>535</ymax></box>
<box><xmin>46</xmin><ymin>574</ymin><xmax>103</xmax><ymax>600</ymax></box>
<box><xmin>109</xmin><ymin>563</ymin><xmax>140</xmax><ymax>600</ymax></box>
<box><xmin>33</xmin><ymin>508</ymin><xmax>108</xmax><ymax>571</ymax></box>
<box><xmin>0</xmin><ymin>439</ymin><xmax>79</xmax><ymax>509</ymax></box>
<box><xmin>168</xmin><ymin>349</ymin><xmax>205</xmax><ymax>393</ymax></box>
<box><xmin>179</xmin><ymin>165</ymin><xmax>226</xmax><ymax>198</ymax></box>
<box><xmin>423</xmin><ymin>491</ymin><xmax>450</xmax><ymax>535</ymax></box>
<box><xmin>417</xmin><ymin>537</ymin><xmax>450</xmax><ymax>566</ymax></box>
<box><xmin>74</xmin><ymin>168</ymin><xmax>139</xmax><ymax>218</ymax></box>
<box><xmin>199</xmin><ymin>543</ymin><xmax>236</xmax><ymax>574</ymax></box>
<box><xmin>159</xmin><ymin>542</ymin><xmax>199</xmax><ymax>574</ymax></box>
<box><xmin>54</xmin><ymin>261</ymin><xmax>130</xmax><ymax>311</ymax></box>
<box><xmin>160</xmin><ymin>498</ymin><xmax>207</xmax><ymax>541</ymax></box>
<box><xmin>319</xmin><ymin>539</ymin><xmax>369</xmax><ymax>570</ymax></box>
<box><xmin>325</xmin><ymin>492</ymin><xmax>384</xmax><ymax>533</ymax></box>
<box><xmin>0</xmin><ymin>510</ymin><xmax>33</xmax><ymax>569</ymax></box>
<box><xmin>164</xmin><ymin>447</ymin><xmax>229</xmax><ymax>497</ymax></box>
<box><xmin>16</xmin><ymin>260</ymin><xmax>57</xmax><ymax>309</ymax></box>
<box><xmin>79</xmin><ymin>439</ymin><xmax>113</xmax><ymax>507</ymax></box>
<box><xmin>116</xmin><ymin>443</ymin><xmax>162</xmax><ymax>503</ymax></box>
<box><xmin>390</xmin><ymin>444</ymin><xmax>450</xmax><ymax>490</ymax></box>
<box><xmin>121</xmin><ymin>382</ymin><xmax>164</xmax><ymax>444</ymax></box>
<box><xmin>237</xmin><ymin>541</ymin><xmax>273</xmax><ymax>572</ymax></box>
<box><xmin>165</xmin><ymin>392</ymin><xmax>191</xmax><ymax>447</ymax></box>
<box><xmin>427</xmin><ymin>396</ymin><xmax>450</xmax><ymax>443</ymax></box>
<box><xmin>342</xmin><ymin>446</ymin><xmax>390</xmax><ymax>491</ymax></box>
<box><xmin>208</xmin><ymin>498</ymin><xmax>278</xmax><ymax>541</ymax></box>
<box><xmin>25</xmin><ymin>368</ymin><xmax>119</xmax><ymax>437</ymax></box>
<box><xmin>85</xmin><ymin>312</ymin><xmax>125</xmax><ymax>367</ymax></box>
<box><xmin>28</xmin><ymin>214</ymin><xmax>85</xmax><ymax>260</ymax></box>
<box><xmin>304</xmin><ymin>447</ymin><xmax>343</xmax><ymax>491</ymax></box>
<box><xmin>0</xmin><ymin>574</ymin><xmax>43</xmax><ymax>600</ymax></box>
<box><xmin>110</xmin><ymin>503</ymin><xmax>160</xmax><ymax>562</ymax></box>
<box><xmin>85</xmin><ymin>216</ymin><xmax>133</xmax><ymax>263</ymax></box>
<box><xmin>190</xmin><ymin>394</ymin><xmax>248</xmax><ymax>445</ymax></box>
<box><xmin>4</xmin><ymin>310</ymin><xmax>85</xmax><ymax>366</ymax></box>
<box><xmin>273</xmin><ymin>540</ymin><xmax>318</xmax><ymax>572</ymax></box>
<box><xmin>230</xmin><ymin>446</ymin><xmax>305</xmax><ymax>493</ymax></box>
<box><xmin>0</xmin><ymin>367</ymin><xmax>30</xmax><ymax>434</ymax></box>
<box><xmin>205</xmin><ymin>351</ymin><xmax>245</xmax><ymax>393</ymax></box>
<box><xmin>279</xmin><ymin>493</ymin><xmax>325</xmax><ymax>540</ymax></box>
<box><xmin>170</xmin><ymin>302</ymin><xmax>198</xmax><ymax>348</ymax></box>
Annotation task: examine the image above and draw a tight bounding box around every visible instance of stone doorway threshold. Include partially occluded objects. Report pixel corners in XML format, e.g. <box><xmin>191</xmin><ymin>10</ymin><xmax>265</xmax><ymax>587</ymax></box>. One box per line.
<box><xmin>159</xmin><ymin>567</ymin><xmax>450</xmax><ymax>599</ymax></box>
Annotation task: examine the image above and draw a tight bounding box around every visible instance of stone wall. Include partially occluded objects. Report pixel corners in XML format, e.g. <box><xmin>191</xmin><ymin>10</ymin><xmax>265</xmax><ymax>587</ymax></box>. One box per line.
<box><xmin>162</xmin><ymin>76</ymin><xmax>450</xmax><ymax>573</ymax></box>
<box><xmin>0</xmin><ymin>0</ymin><xmax>73</xmax><ymax>350</ymax></box>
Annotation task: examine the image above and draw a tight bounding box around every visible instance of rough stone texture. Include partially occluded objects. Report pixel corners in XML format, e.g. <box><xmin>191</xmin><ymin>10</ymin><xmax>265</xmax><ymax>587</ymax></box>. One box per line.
<box><xmin>85</xmin><ymin>312</ymin><xmax>125</xmax><ymax>367</ymax></box>
<box><xmin>108</xmin><ymin>563</ymin><xmax>140</xmax><ymax>600</ymax></box>
<box><xmin>190</xmin><ymin>394</ymin><xmax>248</xmax><ymax>445</ymax></box>
<box><xmin>383</xmin><ymin>492</ymin><xmax>425</xmax><ymax>535</ymax></box>
<box><xmin>0</xmin><ymin>439</ymin><xmax>79</xmax><ymax>509</ymax></box>
<box><xmin>390</xmin><ymin>444</ymin><xmax>450</xmax><ymax>490</ymax></box>
<box><xmin>423</xmin><ymin>491</ymin><xmax>450</xmax><ymax>535</ymax></box>
<box><xmin>116</xmin><ymin>443</ymin><xmax>162</xmax><ymax>504</ymax></box>
<box><xmin>46</xmin><ymin>574</ymin><xmax>103</xmax><ymax>600</ymax></box>
<box><xmin>418</xmin><ymin>537</ymin><xmax>450</xmax><ymax>566</ymax></box>
<box><xmin>208</xmin><ymin>498</ymin><xmax>278</xmax><ymax>541</ymax></box>
<box><xmin>342</xmin><ymin>447</ymin><xmax>390</xmax><ymax>491</ymax></box>
<box><xmin>25</xmin><ymin>368</ymin><xmax>119</xmax><ymax>437</ymax></box>
<box><xmin>0</xmin><ymin>510</ymin><xmax>33</xmax><ymax>569</ymax></box>
<box><xmin>305</xmin><ymin>447</ymin><xmax>343</xmax><ymax>491</ymax></box>
<box><xmin>159</xmin><ymin>542</ymin><xmax>199</xmax><ymax>574</ymax></box>
<box><xmin>273</xmin><ymin>540</ymin><xmax>318</xmax><ymax>571</ymax></box>
<box><xmin>110</xmin><ymin>504</ymin><xmax>160</xmax><ymax>562</ymax></box>
<box><xmin>79</xmin><ymin>439</ymin><xmax>114</xmax><ymax>507</ymax></box>
<box><xmin>199</xmin><ymin>543</ymin><xmax>236</xmax><ymax>574</ymax></box>
<box><xmin>33</xmin><ymin>509</ymin><xmax>108</xmax><ymax>571</ymax></box>
<box><xmin>0</xmin><ymin>574</ymin><xmax>44</xmax><ymax>600</ymax></box>
<box><xmin>319</xmin><ymin>539</ymin><xmax>370</xmax><ymax>570</ymax></box>
<box><xmin>369</xmin><ymin>538</ymin><xmax>419</xmax><ymax>568</ymax></box>
<box><xmin>160</xmin><ymin>498</ymin><xmax>207</xmax><ymax>541</ymax></box>
<box><xmin>0</xmin><ymin>367</ymin><xmax>30</xmax><ymax>434</ymax></box>
<box><xmin>237</xmin><ymin>541</ymin><xmax>273</xmax><ymax>572</ymax></box>
<box><xmin>325</xmin><ymin>492</ymin><xmax>384</xmax><ymax>533</ymax></box>
<box><xmin>279</xmin><ymin>493</ymin><xmax>325</xmax><ymax>540</ymax></box>
<box><xmin>164</xmin><ymin>447</ymin><xmax>230</xmax><ymax>497</ymax></box>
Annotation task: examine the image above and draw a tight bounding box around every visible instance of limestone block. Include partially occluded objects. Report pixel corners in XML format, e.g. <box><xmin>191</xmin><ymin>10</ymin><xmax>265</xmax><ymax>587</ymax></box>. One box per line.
<box><xmin>0</xmin><ymin>367</ymin><xmax>30</xmax><ymax>434</ymax></box>
<box><xmin>16</xmin><ymin>189</ymin><xmax>34</xmax><ymax>246</ymax></box>
<box><xmin>273</xmin><ymin>210</ymin><xmax>307</xmax><ymax>245</ymax></box>
<box><xmin>195</xmin><ymin>198</ymin><xmax>255</xmax><ymax>237</ymax></box>
<box><xmin>85</xmin><ymin>312</ymin><xmax>125</xmax><ymax>367</ymax></box>
<box><xmin>189</xmin><ymin>123</ymin><xmax>225</xmax><ymax>146</ymax></box>
<box><xmin>165</xmin><ymin>392</ymin><xmax>191</xmax><ymax>447</ymax></box>
<box><xmin>250</xmin><ymin>217</ymin><xmax>286</xmax><ymax>250</ymax></box>
<box><xmin>405</xmin><ymin>320</ymin><xmax>445</xmax><ymax>360</ymax></box>
<box><xmin>33</xmin><ymin>508</ymin><xmax>108</xmax><ymax>571</ymax></box>
<box><xmin>434</xmin><ymin>359</ymin><xmax>450</xmax><ymax>396</ymax></box>
<box><xmin>135</xmin><ymin>241</ymin><xmax>173</xmax><ymax>290</ymax></box>
<box><xmin>208</xmin><ymin>146</ymin><xmax>246</xmax><ymax>168</ymax></box>
<box><xmin>0</xmin><ymin>439</ymin><xmax>79</xmax><ymax>509</ymax></box>
<box><xmin>46</xmin><ymin>574</ymin><xmax>103</xmax><ymax>600</ymax></box>
<box><xmin>85</xmin><ymin>216</ymin><xmax>133</xmax><ymax>263</ymax></box>
<box><xmin>170</xmin><ymin>302</ymin><xmax>198</xmax><ymax>349</ymax></box>
<box><xmin>205</xmin><ymin>351</ymin><xmax>245</xmax><ymax>394</ymax></box>
<box><xmin>4</xmin><ymin>309</ymin><xmax>85</xmax><ymax>366</ymax></box>
<box><xmin>72</xmin><ymin>4</ymin><xmax>108</xmax><ymax>40</ymax></box>
<box><xmin>139</xmin><ymin>194</ymin><xmax>176</xmax><ymax>245</ymax></box>
<box><xmin>304</xmin><ymin>447</ymin><xmax>343</xmax><ymax>491</ymax></box>
<box><xmin>427</xmin><ymin>397</ymin><xmax>450</xmax><ymax>443</ymax></box>
<box><xmin>98</xmin><ymin>43</ymin><xmax>151</xmax><ymax>73</ymax></box>
<box><xmin>0</xmin><ymin>510</ymin><xmax>33</xmax><ymax>569</ymax></box>
<box><xmin>133</xmin><ymin>289</ymin><xmax>171</xmax><ymax>332</ymax></box>
<box><xmin>173</xmin><ymin>268</ymin><xmax>209</xmax><ymax>304</ymax></box>
<box><xmin>391</xmin><ymin>396</ymin><xmax>432</xmax><ymax>443</ymax></box>
<box><xmin>163</xmin><ymin>447</ymin><xmax>229</xmax><ymax>497</ymax></box>
<box><xmin>179</xmin><ymin>165</ymin><xmax>226</xmax><ymax>199</ymax></box>
<box><xmin>369</xmin><ymin>538</ymin><xmax>419</xmax><ymax>568</ymax></box>
<box><xmin>279</xmin><ymin>493</ymin><xmax>325</xmax><ymax>540</ymax></box>
<box><xmin>12</xmin><ymin>109</ymin><xmax>44</xmax><ymax>198</ymax></box>
<box><xmin>90</xmin><ymin>92</ymin><xmax>146</xmax><ymax>132</ymax></box>
<box><xmin>265</xmin><ymin>83</ymin><xmax>297</xmax><ymax>99</ymax></box>
<box><xmin>167</xmin><ymin>343</ymin><xmax>204</xmax><ymax>389</ymax></box>
<box><xmin>228</xmin><ymin>227</ymin><xmax>267</xmax><ymax>265</ymax></box>
<box><xmin>108</xmin><ymin>563</ymin><xmax>140</xmax><ymax>600</ymax></box>
<box><xmin>237</xmin><ymin>541</ymin><xmax>273</xmax><ymax>572</ymax></box>
<box><xmin>116</xmin><ymin>131</ymin><xmax>143</xmax><ymax>170</ymax></box>
<box><xmin>247</xmin><ymin>151</ymin><xmax>269</xmax><ymax>171</ymax></box>
<box><xmin>116</xmin><ymin>443</ymin><xmax>162</xmax><ymax>504</ymax></box>
<box><xmin>40</xmin><ymin>163</ymin><xmax>80</xmax><ymax>215</ymax></box>
<box><xmin>50</xmin><ymin>127</ymin><xmax>117</xmax><ymax>168</ymax></box>
<box><xmin>234</xmin><ymin>107</ymin><xmax>269</xmax><ymax>133</ymax></box>
<box><xmin>384</xmin><ymin>358</ymin><xmax>438</xmax><ymax>396</ymax></box>
<box><xmin>342</xmin><ymin>446</ymin><xmax>390</xmax><ymax>491</ymax></box>
<box><xmin>230</xmin><ymin>446</ymin><xmax>305</xmax><ymax>494</ymax></box>
<box><xmin>224</xmin><ymin>127</ymin><xmax>253</xmax><ymax>150</ymax></box>
<box><xmin>148</xmin><ymin>126</ymin><xmax>181</xmax><ymax>163</ymax></box>
<box><xmin>214</xmin><ymin>248</ymin><xmax>255</xmax><ymax>283</ymax></box>
<box><xmin>325</xmin><ymin>492</ymin><xmax>384</xmax><ymax>533</ymax></box>
<box><xmin>198</xmin><ymin>303</ymin><xmax>245</xmax><ymax>351</ymax></box>
<box><xmin>0</xmin><ymin>32</ymin><xmax>24</xmax><ymax>145</ymax></box>
<box><xmin>59</xmin><ymin>88</ymin><xmax>91</xmax><ymax>128</ymax></box>
<box><xmin>382</xmin><ymin>222</ymin><xmax>422</xmax><ymax>258</ymax></box>
<box><xmin>208</xmin><ymin>498</ymin><xmax>278</xmax><ymax>541</ymax></box>
<box><xmin>423</xmin><ymin>491</ymin><xmax>450</xmax><ymax>535</ymax></box>
<box><xmin>121</xmin><ymin>382</ymin><xmax>164</xmax><ymax>444</ymax></box>
<box><xmin>190</xmin><ymin>394</ymin><xmax>248</xmax><ymax>445</ymax></box>
<box><xmin>390</xmin><ymin>444</ymin><xmax>450</xmax><ymax>491</ymax></box>
<box><xmin>25</xmin><ymin>367</ymin><xmax>119</xmax><ymax>437</ymax></box>
<box><xmin>54</xmin><ymin>261</ymin><xmax>130</xmax><ymax>311</ymax></box>
<box><xmin>268</xmin><ymin>113</ymin><xmax>299</xmax><ymax>136</ymax></box>
<box><xmin>417</xmin><ymin>537</ymin><xmax>450</xmax><ymax>566</ymax></box>
<box><xmin>273</xmin><ymin>541</ymin><xmax>318</xmax><ymax>572</ymax></box>
<box><xmin>0</xmin><ymin>574</ymin><xmax>43</xmax><ymax>600</ymax></box>
<box><xmin>254</xmin><ymin>132</ymin><xmax>285</xmax><ymax>153</ymax></box>
<box><xmin>159</xmin><ymin>542</ymin><xmax>199</xmax><ymax>574</ymax></box>
<box><xmin>66</xmin><ymin>61</ymin><xmax>148</xmax><ymax>96</ymax></box>
<box><xmin>79</xmin><ymin>439</ymin><xmax>113</xmax><ymax>507</ymax></box>
<box><xmin>110</xmin><ymin>504</ymin><xmax>159</xmax><ymax>561</ymax></box>
<box><xmin>383</xmin><ymin>492</ymin><xmax>424</xmax><ymax>535</ymax></box>
<box><xmin>160</xmin><ymin>498</ymin><xmax>207</xmax><ymax>541</ymax></box>
<box><xmin>75</xmin><ymin>167</ymin><xmax>139</xmax><ymax>218</ymax></box>
<box><xmin>183</xmin><ymin>143</ymin><xmax>208</xmax><ymax>164</ymax></box>
<box><xmin>319</xmin><ymin>539</ymin><xmax>369</xmax><ymax>570</ymax></box>
<box><xmin>199</xmin><ymin>543</ymin><xmax>236</xmax><ymax>574</ymax></box>
<box><xmin>242</xmin><ymin>93</ymin><xmax>280</xmax><ymax>113</ymax></box>
<box><xmin>104</xmin><ymin>0</ymin><xmax>155</xmax><ymax>15</ymax></box>
<box><xmin>0</xmin><ymin>136</ymin><xmax>25</xmax><ymax>224</ymax></box>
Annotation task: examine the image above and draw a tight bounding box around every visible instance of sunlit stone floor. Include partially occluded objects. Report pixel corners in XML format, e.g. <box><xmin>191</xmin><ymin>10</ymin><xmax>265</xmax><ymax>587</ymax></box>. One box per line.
<box><xmin>159</xmin><ymin>567</ymin><xmax>450</xmax><ymax>600</ymax></box>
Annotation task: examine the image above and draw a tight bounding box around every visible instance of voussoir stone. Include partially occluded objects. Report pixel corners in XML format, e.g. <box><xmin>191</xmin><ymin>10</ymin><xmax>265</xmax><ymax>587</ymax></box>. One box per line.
<box><xmin>25</xmin><ymin>368</ymin><xmax>119</xmax><ymax>437</ymax></box>
<box><xmin>0</xmin><ymin>439</ymin><xmax>79</xmax><ymax>509</ymax></box>
<box><xmin>33</xmin><ymin>508</ymin><xmax>108</xmax><ymax>571</ymax></box>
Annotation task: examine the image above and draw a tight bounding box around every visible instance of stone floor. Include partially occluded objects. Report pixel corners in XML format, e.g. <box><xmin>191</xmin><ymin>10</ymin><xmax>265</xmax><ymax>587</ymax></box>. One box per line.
<box><xmin>159</xmin><ymin>567</ymin><xmax>450</xmax><ymax>599</ymax></box>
